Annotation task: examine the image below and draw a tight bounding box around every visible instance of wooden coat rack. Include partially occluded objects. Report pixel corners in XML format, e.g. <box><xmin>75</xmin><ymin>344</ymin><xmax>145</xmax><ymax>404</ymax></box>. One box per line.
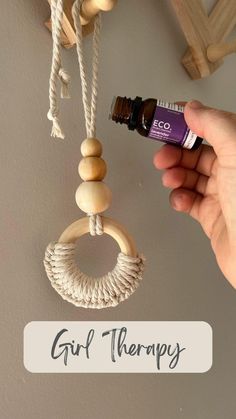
<box><xmin>45</xmin><ymin>0</ymin><xmax>236</xmax><ymax>78</ymax></box>
<box><xmin>45</xmin><ymin>0</ymin><xmax>117</xmax><ymax>47</ymax></box>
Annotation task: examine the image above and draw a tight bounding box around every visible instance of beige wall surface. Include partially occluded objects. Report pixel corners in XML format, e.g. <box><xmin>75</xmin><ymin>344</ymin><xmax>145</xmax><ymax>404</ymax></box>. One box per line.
<box><xmin>1</xmin><ymin>0</ymin><xmax>236</xmax><ymax>418</ymax></box>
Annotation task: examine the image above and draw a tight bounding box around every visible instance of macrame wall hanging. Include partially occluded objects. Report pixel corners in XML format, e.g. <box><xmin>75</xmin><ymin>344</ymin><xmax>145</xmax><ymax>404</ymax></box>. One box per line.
<box><xmin>44</xmin><ymin>0</ymin><xmax>145</xmax><ymax>309</ymax></box>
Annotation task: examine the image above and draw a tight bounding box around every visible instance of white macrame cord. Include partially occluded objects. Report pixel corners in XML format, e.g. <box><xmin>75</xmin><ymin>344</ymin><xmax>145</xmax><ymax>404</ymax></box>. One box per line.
<box><xmin>47</xmin><ymin>0</ymin><xmax>70</xmax><ymax>139</ymax></box>
<box><xmin>44</xmin><ymin>242</ymin><xmax>144</xmax><ymax>309</ymax></box>
<box><xmin>72</xmin><ymin>0</ymin><xmax>103</xmax><ymax>235</ymax></box>
<box><xmin>44</xmin><ymin>0</ymin><xmax>145</xmax><ymax>309</ymax></box>
<box><xmin>72</xmin><ymin>0</ymin><xmax>101</xmax><ymax>138</ymax></box>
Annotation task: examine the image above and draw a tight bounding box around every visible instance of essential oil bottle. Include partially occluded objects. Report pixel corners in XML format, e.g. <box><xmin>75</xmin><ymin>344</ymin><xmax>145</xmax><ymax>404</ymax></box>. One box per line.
<box><xmin>109</xmin><ymin>96</ymin><xmax>203</xmax><ymax>150</ymax></box>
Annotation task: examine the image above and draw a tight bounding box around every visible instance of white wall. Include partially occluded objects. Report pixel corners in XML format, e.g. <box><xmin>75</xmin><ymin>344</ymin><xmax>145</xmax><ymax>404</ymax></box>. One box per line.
<box><xmin>1</xmin><ymin>1</ymin><xmax>236</xmax><ymax>418</ymax></box>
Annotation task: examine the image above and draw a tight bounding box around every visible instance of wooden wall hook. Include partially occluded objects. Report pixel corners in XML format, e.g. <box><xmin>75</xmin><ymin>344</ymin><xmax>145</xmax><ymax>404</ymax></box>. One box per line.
<box><xmin>45</xmin><ymin>0</ymin><xmax>117</xmax><ymax>48</ymax></box>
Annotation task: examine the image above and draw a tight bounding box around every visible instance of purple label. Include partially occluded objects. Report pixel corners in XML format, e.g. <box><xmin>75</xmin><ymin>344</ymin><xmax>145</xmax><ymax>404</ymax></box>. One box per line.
<box><xmin>148</xmin><ymin>105</ymin><xmax>190</xmax><ymax>146</ymax></box>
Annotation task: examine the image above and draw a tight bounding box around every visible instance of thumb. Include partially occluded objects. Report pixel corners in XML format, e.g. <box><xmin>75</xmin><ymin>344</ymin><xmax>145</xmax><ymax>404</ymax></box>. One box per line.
<box><xmin>184</xmin><ymin>101</ymin><xmax>236</xmax><ymax>164</ymax></box>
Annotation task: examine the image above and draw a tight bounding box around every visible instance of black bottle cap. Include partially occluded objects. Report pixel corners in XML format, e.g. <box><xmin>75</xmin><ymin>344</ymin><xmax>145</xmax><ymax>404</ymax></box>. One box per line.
<box><xmin>128</xmin><ymin>96</ymin><xmax>143</xmax><ymax>130</ymax></box>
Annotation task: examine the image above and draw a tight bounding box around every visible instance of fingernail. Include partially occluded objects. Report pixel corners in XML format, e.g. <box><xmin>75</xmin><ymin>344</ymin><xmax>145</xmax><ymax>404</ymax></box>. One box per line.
<box><xmin>172</xmin><ymin>194</ymin><xmax>183</xmax><ymax>210</ymax></box>
<box><xmin>188</xmin><ymin>100</ymin><xmax>203</xmax><ymax>110</ymax></box>
<box><xmin>162</xmin><ymin>176</ymin><xmax>169</xmax><ymax>187</ymax></box>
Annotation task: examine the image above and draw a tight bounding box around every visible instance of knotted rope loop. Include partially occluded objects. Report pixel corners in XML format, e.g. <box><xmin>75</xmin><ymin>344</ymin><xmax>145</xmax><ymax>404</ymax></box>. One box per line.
<box><xmin>72</xmin><ymin>0</ymin><xmax>101</xmax><ymax>138</ymax></box>
<box><xmin>44</xmin><ymin>4</ymin><xmax>146</xmax><ymax>308</ymax></box>
<box><xmin>44</xmin><ymin>242</ymin><xmax>145</xmax><ymax>309</ymax></box>
<box><xmin>48</xmin><ymin>0</ymin><xmax>71</xmax><ymax>139</ymax></box>
<box><xmin>89</xmin><ymin>214</ymin><xmax>104</xmax><ymax>236</ymax></box>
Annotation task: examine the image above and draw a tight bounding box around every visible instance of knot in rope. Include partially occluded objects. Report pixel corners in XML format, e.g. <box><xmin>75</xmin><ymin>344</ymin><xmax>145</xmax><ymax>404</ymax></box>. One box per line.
<box><xmin>47</xmin><ymin>109</ymin><xmax>65</xmax><ymax>139</ymax></box>
<box><xmin>58</xmin><ymin>68</ymin><xmax>71</xmax><ymax>98</ymax></box>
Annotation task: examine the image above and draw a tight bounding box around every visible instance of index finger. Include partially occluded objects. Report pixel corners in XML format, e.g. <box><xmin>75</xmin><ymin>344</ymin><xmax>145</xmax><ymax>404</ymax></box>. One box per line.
<box><xmin>153</xmin><ymin>143</ymin><xmax>216</xmax><ymax>177</ymax></box>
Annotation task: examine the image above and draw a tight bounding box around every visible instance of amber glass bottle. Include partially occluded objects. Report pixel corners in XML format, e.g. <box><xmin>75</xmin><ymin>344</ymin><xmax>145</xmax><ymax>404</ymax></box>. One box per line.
<box><xmin>110</xmin><ymin>96</ymin><xmax>203</xmax><ymax>150</ymax></box>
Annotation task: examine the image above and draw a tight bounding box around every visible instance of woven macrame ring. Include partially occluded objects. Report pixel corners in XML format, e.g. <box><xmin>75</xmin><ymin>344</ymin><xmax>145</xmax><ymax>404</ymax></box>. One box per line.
<box><xmin>44</xmin><ymin>217</ymin><xmax>144</xmax><ymax>309</ymax></box>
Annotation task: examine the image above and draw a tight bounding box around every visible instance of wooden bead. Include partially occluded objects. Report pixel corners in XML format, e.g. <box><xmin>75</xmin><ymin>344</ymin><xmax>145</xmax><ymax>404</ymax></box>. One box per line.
<box><xmin>81</xmin><ymin>138</ymin><xmax>102</xmax><ymax>157</ymax></box>
<box><xmin>75</xmin><ymin>181</ymin><xmax>112</xmax><ymax>214</ymax></box>
<box><xmin>78</xmin><ymin>157</ymin><xmax>107</xmax><ymax>181</ymax></box>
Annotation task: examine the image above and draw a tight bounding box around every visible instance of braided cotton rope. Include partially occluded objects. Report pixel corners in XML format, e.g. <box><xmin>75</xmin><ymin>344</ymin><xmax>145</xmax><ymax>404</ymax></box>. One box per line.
<box><xmin>44</xmin><ymin>242</ymin><xmax>145</xmax><ymax>309</ymax></box>
<box><xmin>47</xmin><ymin>0</ymin><xmax>70</xmax><ymax>139</ymax></box>
<box><xmin>89</xmin><ymin>214</ymin><xmax>103</xmax><ymax>235</ymax></box>
<box><xmin>72</xmin><ymin>0</ymin><xmax>101</xmax><ymax>138</ymax></box>
<box><xmin>72</xmin><ymin>0</ymin><xmax>104</xmax><ymax>235</ymax></box>
<box><xmin>44</xmin><ymin>0</ymin><xmax>145</xmax><ymax>309</ymax></box>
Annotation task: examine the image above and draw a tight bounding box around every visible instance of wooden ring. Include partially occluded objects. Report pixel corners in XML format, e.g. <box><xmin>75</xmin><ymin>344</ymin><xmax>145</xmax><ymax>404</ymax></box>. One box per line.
<box><xmin>58</xmin><ymin>216</ymin><xmax>137</xmax><ymax>257</ymax></box>
<box><xmin>44</xmin><ymin>216</ymin><xmax>144</xmax><ymax>308</ymax></box>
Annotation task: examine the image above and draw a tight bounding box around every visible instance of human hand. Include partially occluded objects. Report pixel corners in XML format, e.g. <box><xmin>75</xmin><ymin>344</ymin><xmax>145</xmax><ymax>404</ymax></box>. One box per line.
<box><xmin>153</xmin><ymin>100</ymin><xmax>236</xmax><ymax>288</ymax></box>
